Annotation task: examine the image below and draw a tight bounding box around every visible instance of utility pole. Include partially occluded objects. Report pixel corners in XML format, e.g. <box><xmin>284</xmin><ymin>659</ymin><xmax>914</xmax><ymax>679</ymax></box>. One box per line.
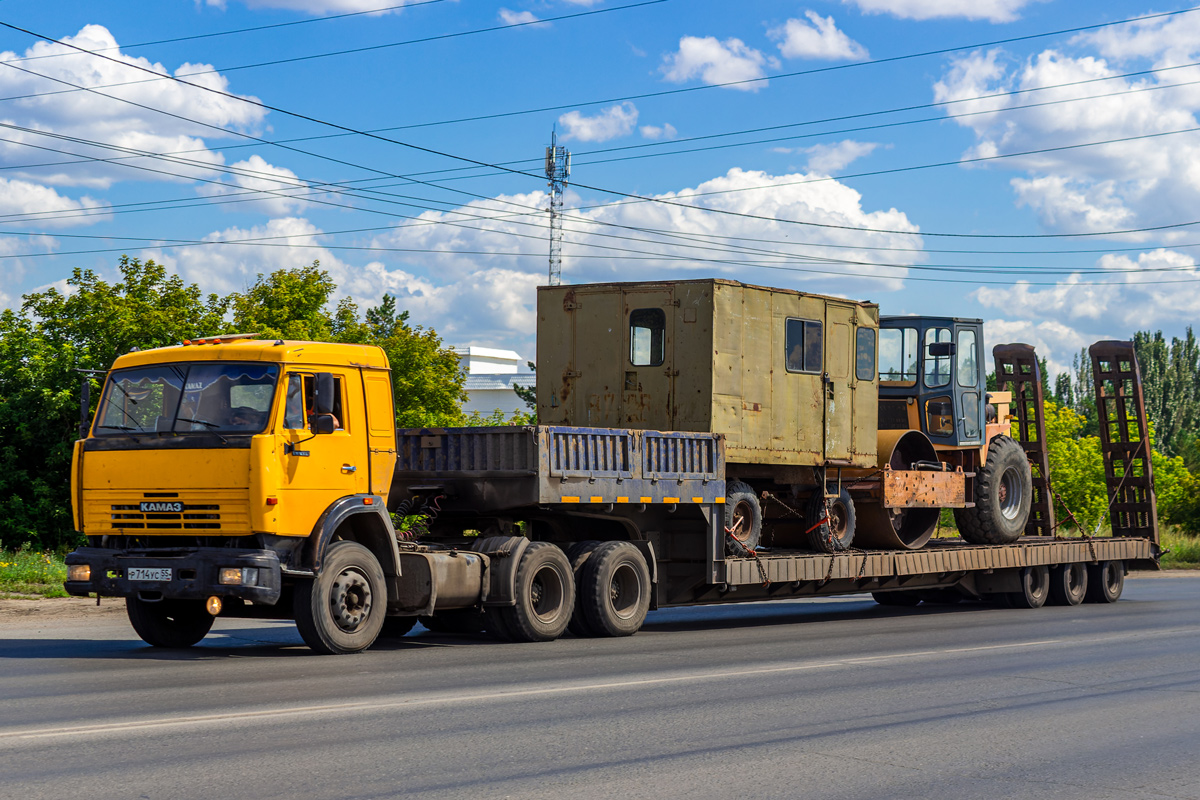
<box><xmin>544</xmin><ymin>130</ymin><xmax>570</xmax><ymax>286</ymax></box>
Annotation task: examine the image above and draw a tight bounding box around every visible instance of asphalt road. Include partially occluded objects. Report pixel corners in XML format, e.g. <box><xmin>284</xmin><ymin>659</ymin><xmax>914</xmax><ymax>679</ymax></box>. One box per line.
<box><xmin>2</xmin><ymin>576</ymin><xmax>1199</xmax><ymax>800</ymax></box>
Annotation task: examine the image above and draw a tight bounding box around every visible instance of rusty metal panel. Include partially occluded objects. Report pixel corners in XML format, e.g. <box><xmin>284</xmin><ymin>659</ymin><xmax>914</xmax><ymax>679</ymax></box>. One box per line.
<box><xmin>993</xmin><ymin>343</ymin><xmax>1056</xmax><ymax>537</ymax></box>
<box><xmin>882</xmin><ymin>468</ymin><xmax>967</xmax><ymax>508</ymax></box>
<box><xmin>547</xmin><ymin>428</ymin><xmax>634</xmax><ymax>478</ymax></box>
<box><xmin>1089</xmin><ymin>342</ymin><xmax>1159</xmax><ymax>544</ymax></box>
<box><xmin>642</xmin><ymin>431</ymin><xmax>722</xmax><ymax>479</ymax></box>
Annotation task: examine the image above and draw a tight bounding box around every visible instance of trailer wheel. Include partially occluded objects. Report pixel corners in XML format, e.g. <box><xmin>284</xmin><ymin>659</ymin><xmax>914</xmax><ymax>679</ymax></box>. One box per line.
<box><xmin>125</xmin><ymin>598</ymin><xmax>214</xmax><ymax>648</ymax></box>
<box><xmin>871</xmin><ymin>591</ymin><xmax>921</xmax><ymax>607</ymax></box>
<box><xmin>379</xmin><ymin>616</ymin><xmax>417</xmax><ymax>638</ymax></box>
<box><xmin>490</xmin><ymin>541</ymin><xmax>574</xmax><ymax>642</ymax></box>
<box><xmin>954</xmin><ymin>436</ymin><xmax>1031</xmax><ymax>545</ymax></box>
<box><xmin>1049</xmin><ymin>563</ymin><xmax>1088</xmax><ymax>606</ymax></box>
<box><xmin>293</xmin><ymin>541</ymin><xmax>386</xmax><ymax>655</ymax></box>
<box><xmin>806</xmin><ymin>486</ymin><xmax>856</xmax><ymax>553</ymax></box>
<box><xmin>565</xmin><ymin>540</ymin><xmax>603</xmax><ymax>637</ymax></box>
<box><xmin>1085</xmin><ymin>560</ymin><xmax>1125</xmax><ymax>603</ymax></box>
<box><xmin>725</xmin><ymin>482</ymin><xmax>762</xmax><ymax>555</ymax></box>
<box><xmin>579</xmin><ymin>541</ymin><xmax>652</xmax><ymax>637</ymax></box>
<box><xmin>1005</xmin><ymin>565</ymin><xmax>1049</xmax><ymax>609</ymax></box>
<box><xmin>419</xmin><ymin>608</ymin><xmax>486</xmax><ymax>635</ymax></box>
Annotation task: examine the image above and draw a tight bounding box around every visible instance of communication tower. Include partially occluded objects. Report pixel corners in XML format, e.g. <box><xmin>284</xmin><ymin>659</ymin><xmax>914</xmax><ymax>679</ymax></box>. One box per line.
<box><xmin>545</xmin><ymin>131</ymin><xmax>571</xmax><ymax>286</ymax></box>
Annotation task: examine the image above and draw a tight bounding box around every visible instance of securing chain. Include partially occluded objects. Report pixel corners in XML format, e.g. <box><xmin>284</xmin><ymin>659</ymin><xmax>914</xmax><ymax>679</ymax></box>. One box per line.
<box><xmin>1050</xmin><ymin>489</ymin><xmax>1098</xmax><ymax>564</ymax></box>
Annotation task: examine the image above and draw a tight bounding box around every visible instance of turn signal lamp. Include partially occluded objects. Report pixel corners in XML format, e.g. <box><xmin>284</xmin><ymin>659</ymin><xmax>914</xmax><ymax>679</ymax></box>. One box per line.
<box><xmin>67</xmin><ymin>564</ymin><xmax>90</xmax><ymax>582</ymax></box>
<box><xmin>206</xmin><ymin>596</ymin><xmax>223</xmax><ymax>616</ymax></box>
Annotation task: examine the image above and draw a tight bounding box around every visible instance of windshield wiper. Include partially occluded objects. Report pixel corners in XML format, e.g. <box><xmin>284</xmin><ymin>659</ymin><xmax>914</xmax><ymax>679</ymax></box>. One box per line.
<box><xmin>177</xmin><ymin>417</ymin><xmax>219</xmax><ymax>429</ymax></box>
<box><xmin>96</xmin><ymin>424</ymin><xmax>138</xmax><ymax>432</ymax></box>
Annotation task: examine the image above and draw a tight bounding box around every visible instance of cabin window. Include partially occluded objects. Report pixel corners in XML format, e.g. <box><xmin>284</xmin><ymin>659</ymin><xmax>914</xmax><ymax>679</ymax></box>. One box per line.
<box><xmin>785</xmin><ymin>318</ymin><xmax>823</xmax><ymax>374</ymax></box>
<box><xmin>878</xmin><ymin>327</ymin><xmax>917</xmax><ymax>385</ymax></box>
<box><xmin>856</xmin><ymin>328</ymin><xmax>876</xmax><ymax>381</ymax></box>
<box><xmin>957</xmin><ymin>329</ymin><xmax>978</xmax><ymax>388</ymax></box>
<box><xmin>924</xmin><ymin>328</ymin><xmax>953</xmax><ymax>388</ymax></box>
<box><xmin>629</xmin><ymin>308</ymin><xmax>666</xmax><ymax>367</ymax></box>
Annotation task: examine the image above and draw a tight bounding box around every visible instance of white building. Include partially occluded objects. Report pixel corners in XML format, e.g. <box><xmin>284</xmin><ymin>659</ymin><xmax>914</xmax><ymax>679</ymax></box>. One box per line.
<box><xmin>452</xmin><ymin>346</ymin><xmax>536</xmax><ymax>416</ymax></box>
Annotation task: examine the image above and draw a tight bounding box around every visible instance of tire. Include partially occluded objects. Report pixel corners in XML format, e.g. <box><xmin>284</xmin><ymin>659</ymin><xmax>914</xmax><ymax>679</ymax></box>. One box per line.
<box><xmin>1005</xmin><ymin>565</ymin><xmax>1050</xmax><ymax>609</ymax></box>
<box><xmin>293</xmin><ymin>541</ymin><xmax>387</xmax><ymax>655</ymax></box>
<box><xmin>1049</xmin><ymin>563</ymin><xmax>1088</xmax><ymax>606</ymax></box>
<box><xmin>579</xmin><ymin>541</ymin><xmax>652</xmax><ymax>637</ymax></box>
<box><xmin>419</xmin><ymin>608</ymin><xmax>486</xmax><ymax>635</ymax></box>
<box><xmin>872</xmin><ymin>591</ymin><xmax>921</xmax><ymax>607</ymax></box>
<box><xmin>379</xmin><ymin>615</ymin><xmax>417</xmax><ymax>638</ymax></box>
<box><xmin>725</xmin><ymin>481</ymin><xmax>762</xmax><ymax>555</ymax></box>
<box><xmin>565</xmin><ymin>540</ymin><xmax>603</xmax><ymax>637</ymax></box>
<box><xmin>806</xmin><ymin>486</ymin><xmax>856</xmax><ymax>553</ymax></box>
<box><xmin>490</xmin><ymin>541</ymin><xmax>574</xmax><ymax>642</ymax></box>
<box><xmin>1085</xmin><ymin>560</ymin><xmax>1125</xmax><ymax>603</ymax></box>
<box><xmin>954</xmin><ymin>436</ymin><xmax>1032</xmax><ymax>545</ymax></box>
<box><xmin>125</xmin><ymin>597</ymin><xmax>214</xmax><ymax>648</ymax></box>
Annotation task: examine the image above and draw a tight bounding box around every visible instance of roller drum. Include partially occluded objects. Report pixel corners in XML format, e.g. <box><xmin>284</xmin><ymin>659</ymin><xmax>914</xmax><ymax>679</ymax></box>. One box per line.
<box><xmin>854</xmin><ymin>429</ymin><xmax>940</xmax><ymax>550</ymax></box>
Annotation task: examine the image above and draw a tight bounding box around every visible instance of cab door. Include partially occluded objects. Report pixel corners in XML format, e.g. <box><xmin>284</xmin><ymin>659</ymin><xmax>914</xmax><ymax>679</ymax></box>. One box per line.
<box><xmin>362</xmin><ymin>369</ymin><xmax>397</xmax><ymax>496</ymax></box>
<box><xmin>621</xmin><ymin>287</ymin><xmax>674</xmax><ymax>430</ymax></box>
<box><xmin>954</xmin><ymin>323</ymin><xmax>984</xmax><ymax>446</ymax></box>
<box><xmin>276</xmin><ymin>369</ymin><xmax>366</xmax><ymax>535</ymax></box>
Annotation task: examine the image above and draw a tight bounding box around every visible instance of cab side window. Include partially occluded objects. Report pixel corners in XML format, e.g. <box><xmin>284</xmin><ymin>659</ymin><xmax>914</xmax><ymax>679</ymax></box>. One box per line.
<box><xmin>303</xmin><ymin>375</ymin><xmax>345</xmax><ymax>430</ymax></box>
<box><xmin>284</xmin><ymin>374</ymin><xmax>345</xmax><ymax>430</ymax></box>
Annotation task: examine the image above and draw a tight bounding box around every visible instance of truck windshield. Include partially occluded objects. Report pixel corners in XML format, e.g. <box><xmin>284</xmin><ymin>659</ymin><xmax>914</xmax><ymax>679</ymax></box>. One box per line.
<box><xmin>94</xmin><ymin>363</ymin><xmax>279</xmax><ymax>436</ymax></box>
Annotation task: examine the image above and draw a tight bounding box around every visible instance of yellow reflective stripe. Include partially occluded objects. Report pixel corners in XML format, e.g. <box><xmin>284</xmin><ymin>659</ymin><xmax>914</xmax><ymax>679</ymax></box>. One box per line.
<box><xmin>561</xmin><ymin>496</ymin><xmax>580</xmax><ymax>503</ymax></box>
<box><xmin>640</xmin><ymin>496</ymin><xmax>652</xmax><ymax>503</ymax></box>
<box><xmin>663</xmin><ymin>497</ymin><xmax>679</xmax><ymax>503</ymax></box>
<box><xmin>616</xmin><ymin>497</ymin><xmax>629</xmax><ymax>503</ymax></box>
<box><xmin>589</xmin><ymin>496</ymin><xmax>603</xmax><ymax>503</ymax></box>
<box><xmin>715</xmin><ymin>497</ymin><xmax>726</xmax><ymax>503</ymax></box>
<box><xmin>692</xmin><ymin>497</ymin><xmax>704</xmax><ymax>503</ymax></box>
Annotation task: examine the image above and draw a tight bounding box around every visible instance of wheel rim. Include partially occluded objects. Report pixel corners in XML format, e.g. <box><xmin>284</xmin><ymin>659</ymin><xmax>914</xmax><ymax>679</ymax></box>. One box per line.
<box><xmin>1104</xmin><ymin>563</ymin><xmax>1122</xmax><ymax>593</ymax></box>
<box><xmin>529</xmin><ymin>565</ymin><xmax>565</xmax><ymax>623</ymax></box>
<box><xmin>999</xmin><ymin>466</ymin><xmax>1023</xmax><ymax>521</ymax></box>
<box><xmin>608</xmin><ymin>562</ymin><xmax>643</xmax><ymax>620</ymax></box>
<box><xmin>828</xmin><ymin>499</ymin><xmax>848</xmax><ymax>541</ymax></box>
<box><xmin>1028</xmin><ymin>567</ymin><xmax>1047</xmax><ymax>599</ymax></box>
<box><xmin>1067</xmin><ymin>565</ymin><xmax>1084</xmax><ymax>596</ymax></box>
<box><xmin>730</xmin><ymin>499</ymin><xmax>754</xmax><ymax>542</ymax></box>
<box><xmin>329</xmin><ymin>567</ymin><xmax>373</xmax><ymax>633</ymax></box>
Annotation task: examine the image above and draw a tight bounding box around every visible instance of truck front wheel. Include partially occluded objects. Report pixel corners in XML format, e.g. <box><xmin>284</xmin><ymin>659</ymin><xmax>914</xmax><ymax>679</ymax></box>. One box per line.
<box><xmin>126</xmin><ymin>597</ymin><xmax>214</xmax><ymax>648</ymax></box>
<box><xmin>294</xmin><ymin>541</ymin><xmax>386</xmax><ymax>655</ymax></box>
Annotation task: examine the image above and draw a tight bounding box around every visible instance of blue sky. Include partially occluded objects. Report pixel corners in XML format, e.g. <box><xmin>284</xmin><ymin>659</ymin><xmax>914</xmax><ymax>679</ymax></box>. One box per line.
<box><xmin>2</xmin><ymin>0</ymin><xmax>1200</xmax><ymax>376</ymax></box>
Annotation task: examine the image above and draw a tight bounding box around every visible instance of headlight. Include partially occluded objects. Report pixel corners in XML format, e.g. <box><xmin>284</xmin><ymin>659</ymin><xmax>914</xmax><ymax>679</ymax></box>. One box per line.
<box><xmin>67</xmin><ymin>564</ymin><xmax>90</xmax><ymax>582</ymax></box>
<box><xmin>219</xmin><ymin>567</ymin><xmax>259</xmax><ymax>586</ymax></box>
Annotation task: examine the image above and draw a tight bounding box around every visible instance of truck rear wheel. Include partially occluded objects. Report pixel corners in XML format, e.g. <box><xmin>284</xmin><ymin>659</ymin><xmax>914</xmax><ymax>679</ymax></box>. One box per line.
<box><xmin>579</xmin><ymin>541</ymin><xmax>652</xmax><ymax>637</ymax></box>
<box><xmin>488</xmin><ymin>541</ymin><xmax>574</xmax><ymax>643</ymax></box>
<box><xmin>565</xmin><ymin>540</ymin><xmax>602</xmax><ymax>637</ymax></box>
<box><xmin>294</xmin><ymin>541</ymin><xmax>386</xmax><ymax>655</ymax></box>
<box><xmin>1085</xmin><ymin>560</ymin><xmax>1125</xmax><ymax>603</ymax></box>
<box><xmin>954</xmin><ymin>436</ymin><xmax>1031</xmax><ymax>545</ymax></box>
<box><xmin>1005</xmin><ymin>565</ymin><xmax>1049</xmax><ymax>609</ymax></box>
<box><xmin>126</xmin><ymin>597</ymin><xmax>214</xmax><ymax>648</ymax></box>
<box><xmin>725</xmin><ymin>482</ymin><xmax>762</xmax><ymax>555</ymax></box>
<box><xmin>806</xmin><ymin>487</ymin><xmax>855</xmax><ymax>553</ymax></box>
<box><xmin>1049</xmin><ymin>563</ymin><xmax>1088</xmax><ymax>606</ymax></box>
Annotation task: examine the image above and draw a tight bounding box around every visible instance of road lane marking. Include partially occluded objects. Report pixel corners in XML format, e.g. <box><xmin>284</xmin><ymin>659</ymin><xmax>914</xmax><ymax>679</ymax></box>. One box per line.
<box><xmin>5</xmin><ymin>624</ymin><xmax>1196</xmax><ymax>744</ymax></box>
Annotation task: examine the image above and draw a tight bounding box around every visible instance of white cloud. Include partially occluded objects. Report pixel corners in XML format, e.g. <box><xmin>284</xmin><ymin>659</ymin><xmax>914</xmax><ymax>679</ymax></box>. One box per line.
<box><xmin>983</xmin><ymin>318</ymin><xmax>1093</xmax><ymax>377</ymax></box>
<box><xmin>769</xmin><ymin>11</ymin><xmax>867</xmax><ymax>61</ymax></box>
<box><xmin>843</xmin><ymin>0</ymin><xmax>1040</xmax><ymax>23</ymax></box>
<box><xmin>640</xmin><ymin>123</ymin><xmax>678</xmax><ymax>140</ymax></box>
<box><xmin>801</xmin><ymin>140</ymin><xmax>879</xmax><ymax>173</ymax></box>
<box><xmin>0</xmin><ymin>25</ymin><xmax>265</xmax><ymax>192</ymax></box>
<box><xmin>197</xmin><ymin>155</ymin><xmax>310</xmax><ymax>216</ymax></box>
<box><xmin>498</xmin><ymin>9</ymin><xmax>541</xmax><ymax>26</ymax></box>
<box><xmin>0</xmin><ymin>178</ymin><xmax>107</xmax><ymax>227</ymax></box>
<box><xmin>207</xmin><ymin>0</ymin><xmax>412</xmax><ymax>13</ymax></box>
<box><xmin>933</xmin><ymin>42</ymin><xmax>1200</xmax><ymax>239</ymax></box>
<box><xmin>558</xmin><ymin>102</ymin><xmax>639</xmax><ymax>142</ymax></box>
<box><xmin>661</xmin><ymin>36</ymin><xmax>776</xmax><ymax>91</ymax></box>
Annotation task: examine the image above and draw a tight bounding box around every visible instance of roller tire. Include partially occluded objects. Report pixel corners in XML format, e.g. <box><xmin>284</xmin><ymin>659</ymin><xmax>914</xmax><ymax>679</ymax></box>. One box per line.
<box><xmin>1085</xmin><ymin>560</ymin><xmax>1125</xmax><ymax>603</ymax></box>
<box><xmin>579</xmin><ymin>541</ymin><xmax>652</xmax><ymax>637</ymax></box>
<box><xmin>872</xmin><ymin>591</ymin><xmax>921</xmax><ymax>607</ymax></box>
<box><xmin>806</xmin><ymin>486</ymin><xmax>856</xmax><ymax>553</ymax></box>
<box><xmin>418</xmin><ymin>608</ymin><xmax>486</xmax><ymax>635</ymax></box>
<box><xmin>293</xmin><ymin>541</ymin><xmax>386</xmax><ymax>655</ymax></box>
<box><xmin>1049</xmin><ymin>563</ymin><xmax>1088</xmax><ymax>606</ymax></box>
<box><xmin>1005</xmin><ymin>565</ymin><xmax>1050</xmax><ymax>609</ymax></box>
<box><xmin>955</xmin><ymin>436</ymin><xmax>1032</xmax><ymax>545</ymax></box>
<box><xmin>126</xmin><ymin>597</ymin><xmax>214</xmax><ymax>648</ymax></box>
<box><xmin>490</xmin><ymin>541</ymin><xmax>574</xmax><ymax>642</ymax></box>
<box><xmin>725</xmin><ymin>481</ymin><xmax>762</xmax><ymax>555</ymax></box>
<box><xmin>565</xmin><ymin>540</ymin><xmax>603</xmax><ymax>637</ymax></box>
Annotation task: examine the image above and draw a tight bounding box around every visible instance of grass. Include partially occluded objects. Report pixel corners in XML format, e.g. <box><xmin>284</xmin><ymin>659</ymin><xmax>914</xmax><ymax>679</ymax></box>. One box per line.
<box><xmin>1160</xmin><ymin>528</ymin><xmax>1200</xmax><ymax>569</ymax></box>
<box><xmin>0</xmin><ymin>548</ymin><xmax>68</xmax><ymax>598</ymax></box>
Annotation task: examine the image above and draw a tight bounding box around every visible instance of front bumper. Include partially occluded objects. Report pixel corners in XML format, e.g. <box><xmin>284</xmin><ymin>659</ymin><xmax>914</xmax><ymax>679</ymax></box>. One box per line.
<box><xmin>64</xmin><ymin>546</ymin><xmax>282</xmax><ymax>605</ymax></box>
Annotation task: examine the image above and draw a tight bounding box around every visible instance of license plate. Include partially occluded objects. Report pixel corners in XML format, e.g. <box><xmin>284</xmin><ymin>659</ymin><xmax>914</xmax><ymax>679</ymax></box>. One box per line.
<box><xmin>127</xmin><ymin>567</ymin><xmax>172</xmax><ymax>582</ymax></box>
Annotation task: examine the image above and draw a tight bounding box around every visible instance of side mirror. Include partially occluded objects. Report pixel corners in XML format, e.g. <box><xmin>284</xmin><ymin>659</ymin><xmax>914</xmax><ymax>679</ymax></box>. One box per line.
<box><xmin>311</xmin><ymin>414</ymin><xmax>336</xmax><ymax>435</ymax></box>
<box><xmin>927</xmin><ymin>342</ymin><xmax>956</xmax><ymax>358</ymax></box>
<box><xmin>313</xmin><ymin>373</ymin><xmax>335</xmax><ymax>415</ymax></box>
